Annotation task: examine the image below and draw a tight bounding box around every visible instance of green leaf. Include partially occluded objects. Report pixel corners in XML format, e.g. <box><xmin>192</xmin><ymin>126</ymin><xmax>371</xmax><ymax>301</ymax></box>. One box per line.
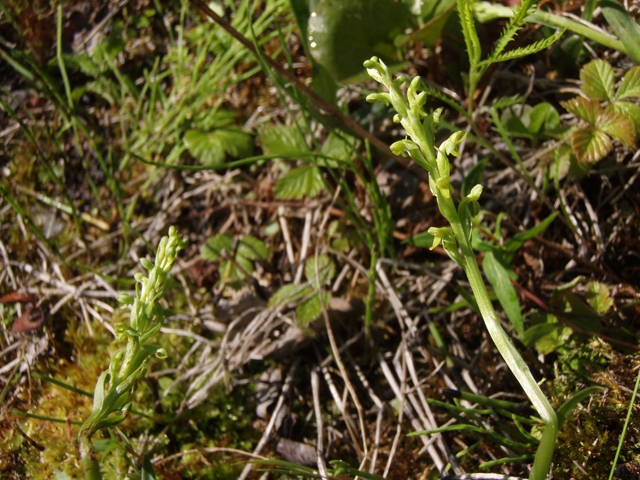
<box><xmin>556</xmin><ymin>386</ymin><xmax>605</xmax><ymax>428</ymax></box>
<box><xmin>585</xmin><ymin>281</ymin><xmax>613</xmax><ymax>314</ymax></box>
<box><xmin>305</xmin><ymin>254</ymin><xmax>336</xmax><ymax>289</ymax></box>
<box><xmin>237</xmin><ymin>235</ymin><xmax>269</xmax><ymax>261</ymax></box>
<box><xmin>600</xmin><ymin>0</ymin><xmax>640</xmax><ymax>64</ymax></box>
<box><xmin>461</xmin><ymin>157</ymin><xmax>488</xmax><ymax>198</ymax></box>
<box><xmin>296</xmin><ymin>291</ymin><xmax>331</xmax><ymax>324</ymax></box>
<box><xmin>482</xmin><ymin>29</ymin><xmax>566</xmax><ymax>66</ymax></box>
<box><xmin>320</xmin><ymin>132</ymin><xmax>358</xmax><ymax>165</ymax></box>
<box><xmin>502</xmin><ymin>212</ymin><xmax>558</xmax><ymax>261</ymax></box>
<box><xmin>269</xmin><ymin>284</ymin><xmax>313</xmax><ymax>307</ymax></box>
<box><xmin>402</xmin><ymin>1</ymin><xmax>456</xmax><ymax>47</ymax></box>
<box><xmin>570</xmin><ymin>125</ymin><xmax>612</xmax><ymax>163</ymax></box>
<box><xmin>597</xmin><ymin>111</ymin><xmax>636</xmax><ymax>146</ymax></box>
<box><xmin>521</xmin><ymin>322</ymin><xmax>564</xmax><ymax>347</ymax></box>
<box><xmin>561</xmin><ymin>96</ymin><xmax>601</xmax><ymax>125</ymax></box>
<box><xmin>580</xmin><ymin>59</ymin><xmax>615</xmax><ymax>101</ymax></box>
<box><xmin>610</xmin><ymin>100</ymin><xmax>640</xmax><ymax>132</ymax></box>
<box><xmin>259</xmin><ymin>124</ymin><xmax>308</xmax><ymax>156</ymax></box>
<box><xmin>616</xmin><ymin>66</ymin><xmax>640</xmax><ymax>100</ymax></box>
<box><xmin>308</xmin><ymin>0</ymin><xmax>412</xmax><ymax>81</ymax></box>
<box><xmin>200</xmin><ymin>234</ymin><xmax>234</xmax><ymax>261</ymax></box>
<box><xmin>184</xmin><ymin>128</ymin><xmax>253</xmax><ymax>166</ymax></box>
<box><xmin>528</xmin><ymin>102</ymin><xmax>560</xmax><ymax>135</ymax></box>
<box><xmin>405</xmin><ymin>230</ymin><xmax>437</xmax><ymax>248</ymax></box>
<box><xmin>482</xmin><ymin>250</ymin><xmax>524</xmax><ymax>336</ymax></box>
<box><xmin>275</xmin><ymin>165</ymin><xmax>324</xmax><ymax>199</ymax></box>
<box><xmin>141</xmin><ymin>456</ymin><xmax>159</xmax><ymax>480</ymax></box>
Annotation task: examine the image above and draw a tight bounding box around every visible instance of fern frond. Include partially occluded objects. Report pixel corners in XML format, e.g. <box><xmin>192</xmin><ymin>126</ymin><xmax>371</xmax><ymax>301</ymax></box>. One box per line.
<box><xmin>479</xmin><ymin>29</ymin><xmax>565</xmax><ymax>67</ymax></box>
<box><xmin>492</xmin><ymin>94</ymin><xmax>526</xmax><ymax>110</ymax></box>
<box><xmin>458</xmin><ymin>0</ymin><xmax>482</xmax><ymax>67</ymax></box>
<box><xmin>421</xmin><ymin>84</ymin><xmax>470</xmax><ymax>119</ymax></box>
<box><xmin>488</xmin><ymin>0</ymin><xmax>537</xmax><ymax>62</ymax></box>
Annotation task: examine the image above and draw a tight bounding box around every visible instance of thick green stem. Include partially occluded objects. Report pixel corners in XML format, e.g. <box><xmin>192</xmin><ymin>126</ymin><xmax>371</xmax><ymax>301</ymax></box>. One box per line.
<box><xmin>79</xmin><ymin>434</ymin><xmax>102</xmax><ymax>480</ymax></box>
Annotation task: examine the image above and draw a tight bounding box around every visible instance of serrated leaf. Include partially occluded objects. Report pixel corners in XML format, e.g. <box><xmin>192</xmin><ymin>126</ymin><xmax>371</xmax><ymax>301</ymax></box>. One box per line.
<box><xmin>580</xmin><ymin>59</ymin><xmax>615</xmax><ymax>101</ymax></box>
<box><xmin>482</xmin><ymin>29</ymin><xmax>566</xmax><ymax>67</ymax></box>
<box><xmin>617</xmin><ymin>66</ymin><xmax>640</xmax><ymax>100</ymax></box>
<box><xmin>321</xmin><ymin>132</ymin><xmax>358</xmax><ymax>165</ymax></box>
<box><xmin>259</xmin><ymin>124</ymin><xmax>308</xmax><ymax>156</ymax></box>
<box><xmin>610</xmin><ymin>100</ymin><xmax>640</xmax><ymax>132</ymax></box>
<box><xmin>571</xmin><ymin>126</ymin><xmax>612</xmax><ymax>163</ymax></box>
<box><xmin>269</xmin><ymin>284</ymin><xmax>313</xmax><ymax>307</ymax></box>
<box><xmin>296</xmin><ymin>292</ymin><xmax>331</xmax><ymax>324</ymax></box>
<box><xmin>184</xmin><ymin>128</ymin><xmax>253</xmax><ymax>166</ymax></box>
<box><xmin>483</xmin><ymin>250</ymin><xmax>524</xmax><ymax>336</ymax></box>
<box><xmin>237</xmin><ymin>235</ymin><xmax>269</xmax><ymax>261</ymax></box>
<box><xmin>597</xmin><ymin>111</ymin><xmax>636</xmax><ymax>146</ymax></box>
<box><xmin>561</xmin><ymin>96</ymin><xmax>601</xmax><ymax>125</ymax></box>
<box><xmin>305</xmin><ymin>254</ymin><xmax>336</xmax><ymax>289</ymax></box>
<box><xmin>492</xmin><ymin>94</ymin><xmax>526</xmax><ymax>110</ymax></box>
<box><xmin>586</xmin><ymin>281</ymin><xmax>613</xmax><ymax>314</ymax></box>
<box><xmin>200</xmin><ymin>234</ymin><xmax>234</xmax><ymax>261</ymax></box>
<box><xmin>308</xmin><ymin>0</ymin><xmax>412</xmax><ymax>81</ymax></box>
<box><xmin>275</xmin><ymin>165</ymin><xmax>324</xmax><ymax>199</ymax></box>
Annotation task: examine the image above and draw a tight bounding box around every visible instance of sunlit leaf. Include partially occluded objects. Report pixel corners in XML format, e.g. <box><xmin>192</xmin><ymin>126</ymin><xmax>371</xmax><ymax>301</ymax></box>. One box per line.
<box><xmin>586</xmin><ymin>281</ymin><xmax>613</xmax><ymax>314</ymax></box>
<box><xmin>561</xmin><ymin>96</ymin><xmax>601</xmax><ymax>125</ymax></box>
<box><xmin>610</xmin><ymin>101</ymin><xmax>640</xmax><ymax>133</ymax></box>
<box><xmin>259</xmin><ymin>124</ymin><xmax>308</xmax><ymax>156</ymax></box>
<box><xmin>269</xmin><ymin>284</ymin><xmax>313</xmax><ymax>307</ymax></box>
<box><xmin>275</xmin><ymin>165</ymin><xmax>324</xmax><ymax>199</ymax></box>
<box><xmin>616</xmin><ymin>66</ymin><xmax>640</xmax><ymax>100</ymax></box>
<box><xmin>580</xmin><ymin>59</ymin><xmax>615</xmax><ymax>101</ymax></box>
<box><xmin>200</xmin><ymin>234</ymin><xmax>234</xmax><ymax>261</ymax></box>
<box><xmin>600</xmin><ymin>0</ymin><xmax>640</xmax><ymax>64</ymax></box>
<box><xmin>597</xmin><ymin>111</ymin><xmax>636</xmax><ymax>146</ymax></box>
<box><xmin>570</xmin><ymin>126</ymin><xmax>612</xmax><ymax>163</ymax></box>
<box><xmin>482</xmin><ymin>250</ymin><xmax>524</xmax><ymax>336</ymax></box>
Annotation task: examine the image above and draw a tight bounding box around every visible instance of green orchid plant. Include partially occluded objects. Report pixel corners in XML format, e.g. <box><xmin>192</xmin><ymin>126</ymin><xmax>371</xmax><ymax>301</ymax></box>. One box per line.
<box><xmin>78</xmin><ymin>227</ymin><xmax>187</xmax><ymax>479</ymax></box>
<box><xmin>364</xmin><ymin>56</ymin><xmax>558</xmax><ymax>479</ymax></box>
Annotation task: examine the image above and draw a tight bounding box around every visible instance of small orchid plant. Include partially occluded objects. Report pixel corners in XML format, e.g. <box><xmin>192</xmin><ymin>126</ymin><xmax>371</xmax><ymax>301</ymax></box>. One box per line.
<box><xmin>364</xmin><ymin>56</ymin><xmax>558</xmax><ymax>480</ymax></box>
<box><xmin>78</xmin><ymin>227</ymin><xmax>187</xmax><ymax>479</ymax></box>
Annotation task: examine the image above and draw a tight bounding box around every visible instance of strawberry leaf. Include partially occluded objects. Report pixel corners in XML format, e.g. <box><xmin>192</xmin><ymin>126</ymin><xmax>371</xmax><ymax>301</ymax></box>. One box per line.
<box><xmin>616</xmin><ymin>66</ymin><xmax>640</xmax><ymax>100</ymax></box>
<box><xmin>580</xmin><ymin>59</ymin><xmax>614</xmax><ymax>102</ymax></box>
<box><xmin>275</xmin><ymin>165</ymin><xmax>324</xmax><ymax>199</ymax></box>
<box><xmin>597</xmin><ymin>112</ymin><xmax>636</xmax><ymax>147</ymax></box>
<box><xmin>610</xmin><ymin>101</ymin><xmax>640</xmax><ymax>133</ymax></box>
<box><xmin>561</xmin><ymin>97</ymin><xmax>601</xmax><ymax>125</ymax></box>
<box><xmin>571</xmin><ymin>126</ymin><xmax>612</xmax><ymax>163</ymax></box>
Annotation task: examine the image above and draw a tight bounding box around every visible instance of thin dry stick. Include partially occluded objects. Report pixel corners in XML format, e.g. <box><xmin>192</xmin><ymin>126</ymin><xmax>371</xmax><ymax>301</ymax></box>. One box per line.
<box><xmin>294</xmin><ymin>209</ymin><xmax>313</xmax><ymax>284</ymax></box>
<box><xmin>311</xmin><ymin>369</ymin><xmax>329</xmax><ymax>479</ymax></box>
<box><xmin>237</xmin><ymin>359</ymin><xmax>300</xmax><ymax>480</ymax></box>
<box><xmin>187</xmin><ymin>0</ymin><xmax>430</xmax><ymax>182</ymax></box>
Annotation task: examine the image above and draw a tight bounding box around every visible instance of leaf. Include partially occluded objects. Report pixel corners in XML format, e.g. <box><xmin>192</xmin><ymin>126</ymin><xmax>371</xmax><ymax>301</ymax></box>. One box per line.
<box><xmin>269</xmin><ymin>284</ymin><xmax>313</xmax><ymax>307</ymax></box>
<box><xmin>585</xmin><ymin>281</ymin><xmax>613</xmax><ymax>314</ymax></box>
<box><xmin>556</xmin><ymin>386</ymin><xmax>605</xmax><ymax>429</ymax></box>
<box><xmin>184</xmin><ymin>128</ymin><xmax>253</xmax><ymax>166</ymax></box>
<box><xmin>296</xmin><ymin>291</ymin><xmax>331</xmax><ymax>324</ymax></box>
<box><xmin>481</xmin><ymin>29</ymin><xmax>566</xmax><ymax>67</ymax></box>
<box><xmin>561</xmin><ymin>96</ymin><xmax>601</xmax><ymax>125</ymax></box>
<box><xmin>305</xmin><ymin>254</ymin><xmax>336</xmax><ymax>289</ymax></box>
<box><xmin>320</xmin><ymin>132</ymin><xmax>358</xmax><ymax>165</ymax></box>
<box><xmin>600</xmin><ymin>0</ymin><xmax>640</xmax><ymax>64</ymax></box>
<box><xmin>492</xmin><ymin>94</ymin><xmax>526</xmax><ymax>110</ymax></box>
<box><xmin>528</xmin><ymin>102</ymin><xmax>560</xmax><ymax>135</ymax></box>
<box><xmin>259</xmin><ymin>124</ymin><xmax>308</xmax><ymax>156</ymax></box>
<box><xmin>405</xmin><ymin>230</ymin><xmax>437</xmax><ymax>248</ymax></box>
<box><xmin>402</xmin><ymin>1</ymin><xmax>455</xmax><ymax>47</ymax></box>
<box><xmin>617</xmin><ymin>66</ymin><xmax>640</xmax><ymax>100</ymax></box>
<box><xmin>200</xmin><ymin>234</ymin><xmax>234</xmax><ymax>261</ymax></box>
<box><xmin>141</xmin><ymin>456</ymin><xmax>159</xmax><ymax>480</ymax></box>
<box><xmin>462</xmin><ymin>157</ymin><xmax>488</xmax><ymax>198</ymax></box>
<box><xmin>502</xmin><ymin>212</ymin><xmax>558</xmax><ymax>261</ymax></box>
<box><xmin>521</xmin><ymin>322</ymin><xmax>564</xmax><ymax>347</ymax></box>
<box><xmin>610</xmin><ymin>100</ymin><xmax>640</xmax><ymax>132</ymax></box>
<box><xmin>275</xmin><ymin>165</ymin><xmax>324</xmax><ymax>199</ymax></box>
<box><xmin>570</xmin><ymin>126</ymin><xmax>613</xmax><ymax>163</ymax></box>
<box><xmin>580</xmin><ymin>59</ymin><xmax>615</xmax><ymax>101</ymax></box>
<box><xmin>458</xmin><ymin>0</ymin><xmax>482</xmax><ymax>66</ymax></box>
<box><xmin>482</xmin><ymin>250</ymin><xmax>524</xmax><ymax>336</ymax></box>
<box><xmin>308</xmin><ymin>0</ymin><xmax>413</xmax><ymax>81</ymax></box>
<box><xmin>597</xmin><ymin>111</ymin><xmax>636</xmax><ymax>146</ymax></box>
<box><xmin>237</xmin><ymin>235</ymin><xmax>269</xmax><ymax>261</ymax></box>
